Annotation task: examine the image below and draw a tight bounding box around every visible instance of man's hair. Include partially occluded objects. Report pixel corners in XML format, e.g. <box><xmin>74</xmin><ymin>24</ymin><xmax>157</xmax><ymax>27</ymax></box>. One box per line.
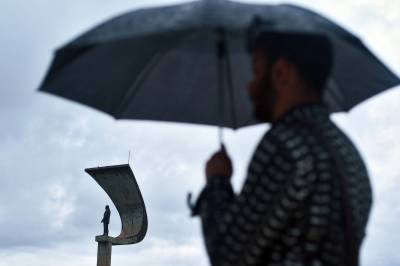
<box><xmin>248</xmin><ymin>32</ymin><xmax>333</xmax><ymax>96</ymax></box>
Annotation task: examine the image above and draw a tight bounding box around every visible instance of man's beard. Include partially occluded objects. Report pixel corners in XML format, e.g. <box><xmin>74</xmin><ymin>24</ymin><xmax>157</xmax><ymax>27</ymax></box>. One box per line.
<box><xmin>253</xmin><ymin>73</ymin><xmax>277</xmax><ymax>123</ymax></box>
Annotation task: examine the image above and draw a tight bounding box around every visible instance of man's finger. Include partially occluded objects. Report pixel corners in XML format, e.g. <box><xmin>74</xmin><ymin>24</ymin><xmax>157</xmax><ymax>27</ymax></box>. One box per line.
<box><xmin>211</xmin><ymin>151</ymin><xmax>223</xmax><ymax>159</ymax></box>
<box><xmin>213</xmin><ymin>153</ymin><xmax>227</xmax><ymax>161</ymax></box>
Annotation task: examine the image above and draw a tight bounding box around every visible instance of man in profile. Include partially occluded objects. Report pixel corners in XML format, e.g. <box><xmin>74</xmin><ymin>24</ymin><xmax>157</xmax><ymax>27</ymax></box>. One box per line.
<box><xmin>192</xmin><ymin>30</ymin><xmax>372</xmax><ymax>265</ymax></box>
<box><xmin>101</xmin><ymin>205</ymin><xmax>111</xmax><ymax>236</ymax></box>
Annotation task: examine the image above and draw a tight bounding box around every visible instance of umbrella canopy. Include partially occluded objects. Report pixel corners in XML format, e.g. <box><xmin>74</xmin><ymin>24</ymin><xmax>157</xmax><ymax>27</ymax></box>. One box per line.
<box><xmin>39</xmin><ymin>0</ymin><xmax>400</xmax><ymax>129</ymax></box>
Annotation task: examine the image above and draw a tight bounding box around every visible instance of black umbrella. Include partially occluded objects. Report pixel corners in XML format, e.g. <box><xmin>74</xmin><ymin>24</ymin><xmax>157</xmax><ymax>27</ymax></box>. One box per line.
<box><xmin>39</xmin><ymin>0</ymin><xmax>399</xmax><ymax>136</ymax></box>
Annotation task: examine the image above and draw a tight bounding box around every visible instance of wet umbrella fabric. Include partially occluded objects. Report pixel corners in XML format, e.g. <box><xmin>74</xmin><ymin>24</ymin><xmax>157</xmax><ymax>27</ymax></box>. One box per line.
<box><xmin>39</xmin><ymin>0</ymin><xmax>400</xmax><ymax>129</ymax></box>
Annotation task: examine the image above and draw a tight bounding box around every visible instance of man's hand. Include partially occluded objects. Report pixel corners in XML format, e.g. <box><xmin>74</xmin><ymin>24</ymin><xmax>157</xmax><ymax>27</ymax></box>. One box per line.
<box><xmin>205</xmin><ymin>145</ymin><xmax>233</xmax><ymax>180</ymax></box>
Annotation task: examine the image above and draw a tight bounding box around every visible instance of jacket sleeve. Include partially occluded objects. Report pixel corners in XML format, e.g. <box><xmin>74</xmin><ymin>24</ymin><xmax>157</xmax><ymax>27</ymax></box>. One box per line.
<box><xmin>194</xmin><ymin>177</ymin><xmax>235</xmax><ymax>262</ymax></box>
<box><xmin>194</xmin><ymin>138</ymin><xmax>319</xmax><ymax>265</ymax></box>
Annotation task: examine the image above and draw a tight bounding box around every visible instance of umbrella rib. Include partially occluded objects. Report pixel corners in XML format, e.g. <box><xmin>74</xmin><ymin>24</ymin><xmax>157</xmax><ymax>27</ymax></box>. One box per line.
<box><xmin>325</xmin><ymin>78</ymin><xmax>347</xmax><ymax>111</ymax></box>
<box><xmin>113</xmin><ymin>47</ymin><xmax>169</xmax><ymax>118</ymax></box>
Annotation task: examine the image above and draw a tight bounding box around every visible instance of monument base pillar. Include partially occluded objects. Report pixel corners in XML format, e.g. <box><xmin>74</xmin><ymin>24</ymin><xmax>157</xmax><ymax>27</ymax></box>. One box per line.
<box><xmin>96</xmin><ymin>236</ymin><xmax>113</xmax><ymax>266</ymax></box>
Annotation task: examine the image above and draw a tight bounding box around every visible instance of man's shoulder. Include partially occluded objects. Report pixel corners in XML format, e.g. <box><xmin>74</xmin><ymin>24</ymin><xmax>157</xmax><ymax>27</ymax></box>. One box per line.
<box><xmin>262</xmin><ymin>122</ymin><xmax>310</xmax><ymax>150</ymax></box>
<box><xmin>262</xmin><ymin>118</ymin><xmax>353</xmax><ymax>157</ymax></box>
<box><xmin>253</xmin><ymin>123</ymin><xmax>306</xmax><ymax>163</ymax></box>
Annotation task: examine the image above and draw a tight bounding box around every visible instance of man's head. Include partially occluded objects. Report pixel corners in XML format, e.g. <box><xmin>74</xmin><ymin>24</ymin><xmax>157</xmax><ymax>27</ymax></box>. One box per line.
<box><xmin>247</xmin><ymin>32</ymin><xmax>333</xmax><ymax>122</ymax></box>
<box><xmin>106</xmin><ymin>205</ymin><xmax>110</xmax><ymax>209</ymax></box>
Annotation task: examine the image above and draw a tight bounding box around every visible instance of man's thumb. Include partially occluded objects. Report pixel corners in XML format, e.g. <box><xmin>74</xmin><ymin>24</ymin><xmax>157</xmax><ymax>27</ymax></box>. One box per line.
<box><xmin>220</xmin><ymin>144</ymin><xmax>226</xmax><ymax>153</ymax></box>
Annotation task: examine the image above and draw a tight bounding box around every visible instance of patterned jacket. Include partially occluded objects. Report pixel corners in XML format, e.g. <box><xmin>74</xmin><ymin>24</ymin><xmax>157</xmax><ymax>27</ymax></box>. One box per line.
<box><xmin>192</xmin><ymin>104</ymin><xmax>372</xmax><ymax>266</ymax></box>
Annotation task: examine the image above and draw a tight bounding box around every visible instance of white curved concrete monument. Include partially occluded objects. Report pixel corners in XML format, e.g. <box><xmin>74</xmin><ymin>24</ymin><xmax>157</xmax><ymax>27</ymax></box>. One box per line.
<box><xmin>85</xmin><ymin>164</ymin><xmax>147</xmax><ymax>266</ymax></box>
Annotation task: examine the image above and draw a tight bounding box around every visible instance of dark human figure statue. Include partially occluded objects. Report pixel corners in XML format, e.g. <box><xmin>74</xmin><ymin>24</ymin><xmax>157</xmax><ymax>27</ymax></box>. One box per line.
<box><xmin>101</xmin><ymin>205</ymin><xmax>111</xmax><ymax>236</ymax></box>
<box><xmin>192</xmin><ymin>30</ymin><xmax>372</xmax><ymax>266</ymax></box>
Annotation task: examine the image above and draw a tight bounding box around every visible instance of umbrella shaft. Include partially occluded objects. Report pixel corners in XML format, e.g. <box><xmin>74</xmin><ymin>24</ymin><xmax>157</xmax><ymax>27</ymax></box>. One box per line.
<box><xmin>218</xmin><ymin>127</ymin><xmax>223</xmax><ymax>147</ymax></box>
<box><xmin>217</xmin><ymin>29</ymin><xmax>226</xmax><ymax>146</ymax></box>
<box><xmin>216</xmin><ymin>29</ymin><xmax>237</xmax><ymax>136</ymax></box>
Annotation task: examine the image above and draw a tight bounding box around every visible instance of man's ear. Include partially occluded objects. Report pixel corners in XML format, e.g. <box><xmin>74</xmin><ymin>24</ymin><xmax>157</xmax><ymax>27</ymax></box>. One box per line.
<box><xmin>271</xmin><ymin>58</ymin><xmax>294</xmax><ymax>89</ymax></box>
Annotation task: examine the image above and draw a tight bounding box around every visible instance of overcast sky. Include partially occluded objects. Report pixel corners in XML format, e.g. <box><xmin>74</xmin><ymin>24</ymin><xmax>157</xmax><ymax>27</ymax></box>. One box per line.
<box><xmin>0</xmin><ymin>0</ymin><xmax>399</xmax><ymax>265</ymax></box>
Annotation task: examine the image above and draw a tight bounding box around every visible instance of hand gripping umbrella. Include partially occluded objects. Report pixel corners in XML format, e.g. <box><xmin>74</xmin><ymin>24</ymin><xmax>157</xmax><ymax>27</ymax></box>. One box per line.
<box><xmin>39</xmin><ymin>0</ymin><xmax>399</xmax><ymax>144</ymax></box>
